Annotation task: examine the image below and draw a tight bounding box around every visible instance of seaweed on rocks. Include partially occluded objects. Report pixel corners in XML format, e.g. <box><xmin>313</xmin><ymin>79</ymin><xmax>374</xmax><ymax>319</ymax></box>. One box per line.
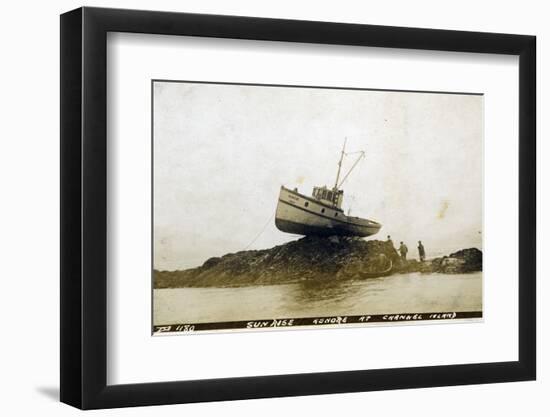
<box><xmin>154</xmin><ymin>237</ymin><xmax>482</xmax><ymax>288</ymax></box>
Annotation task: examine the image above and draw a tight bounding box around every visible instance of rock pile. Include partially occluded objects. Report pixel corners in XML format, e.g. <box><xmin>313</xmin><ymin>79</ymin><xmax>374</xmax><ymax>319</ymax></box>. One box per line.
<box><xmin>154</xmin><ymin>237</ymin><xmax>482</xmax><ymax>288</ymax></box>
<box><xmin>432</xmin><ymin>248</ymin><xmax>483</xmax><ymax>274</ymax></box>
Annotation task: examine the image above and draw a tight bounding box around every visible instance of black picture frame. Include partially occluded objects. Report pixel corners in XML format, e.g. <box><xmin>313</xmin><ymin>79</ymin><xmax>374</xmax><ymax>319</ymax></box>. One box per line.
<box><xmin>60</xmin><ymin>6</ymin><xmax>536</xmax><ymax>410</ymax></box>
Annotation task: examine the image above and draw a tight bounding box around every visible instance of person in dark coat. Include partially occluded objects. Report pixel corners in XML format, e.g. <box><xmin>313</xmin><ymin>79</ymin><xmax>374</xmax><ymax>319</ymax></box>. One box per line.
<box><xmin>418</xmin><ymin>240</ymin><xmax>426</xmax><ymax>262</ymax></box>
<box><xmin>399</xmin><ymin>242</ymin><xmax>408</xmax><ymax>260</ymax></box>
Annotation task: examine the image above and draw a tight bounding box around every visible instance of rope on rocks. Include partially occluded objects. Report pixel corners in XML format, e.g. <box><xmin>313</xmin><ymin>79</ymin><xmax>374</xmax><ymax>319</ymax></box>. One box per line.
<box><xmin>242</xmin><ymin>210</ymin><xmax>276</xmax><ymax>251</ymax></box>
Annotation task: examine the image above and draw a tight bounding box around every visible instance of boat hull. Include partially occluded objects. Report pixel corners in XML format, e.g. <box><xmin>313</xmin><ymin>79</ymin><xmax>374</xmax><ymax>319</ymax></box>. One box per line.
<box><xmin>275</xmin><ymin>186</ymin><xmax>381</xmax><ymax>237</ymax></box>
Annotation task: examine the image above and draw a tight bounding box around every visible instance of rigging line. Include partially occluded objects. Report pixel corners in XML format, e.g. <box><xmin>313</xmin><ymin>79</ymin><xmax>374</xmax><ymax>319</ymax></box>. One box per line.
<box><xmin>242</xmin><ymin>210</ymin><xmax>276</xmax><ymax>251</ymax></box>
<box><xmin>337</xmin><ymin>151</ymin><xmax>365</xmax><ymax>188</ymax></box>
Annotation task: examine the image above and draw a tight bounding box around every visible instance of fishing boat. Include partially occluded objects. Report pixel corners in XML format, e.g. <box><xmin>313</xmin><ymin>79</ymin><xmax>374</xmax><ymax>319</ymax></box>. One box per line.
<box><xmin>275</xmin><ymin>141</ymin><xmax>382</xmax><ymax>237</ymax></box>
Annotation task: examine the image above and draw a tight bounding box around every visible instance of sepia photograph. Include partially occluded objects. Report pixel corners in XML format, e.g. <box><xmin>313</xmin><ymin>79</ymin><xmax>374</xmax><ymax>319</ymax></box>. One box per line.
<box><xmin>152</xmin><ymin>80</ymin><xmax>483</xmax><ymax>334</ymax></box>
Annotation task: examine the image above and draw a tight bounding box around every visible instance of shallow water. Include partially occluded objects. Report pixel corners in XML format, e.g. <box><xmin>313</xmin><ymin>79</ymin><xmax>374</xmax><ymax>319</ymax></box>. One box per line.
<box><xmin>153</xmin><ymin>271</ymin><xmax>482</xmax><ymax>325</ymax></box>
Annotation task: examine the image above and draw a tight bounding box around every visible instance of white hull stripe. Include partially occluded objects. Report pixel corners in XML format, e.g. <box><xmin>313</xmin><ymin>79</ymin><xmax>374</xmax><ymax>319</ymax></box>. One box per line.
<box><xmin>277</xmin><ymin>198</ymin><xmax>378</xmax><ymax>229</ymax></box>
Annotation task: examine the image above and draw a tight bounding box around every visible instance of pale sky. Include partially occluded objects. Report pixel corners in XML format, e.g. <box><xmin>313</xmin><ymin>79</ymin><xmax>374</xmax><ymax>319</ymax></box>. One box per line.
<box><xmin>153</xmin><ymin>81</ymin><xmax>483</xmax><ymax>270</ymax></box>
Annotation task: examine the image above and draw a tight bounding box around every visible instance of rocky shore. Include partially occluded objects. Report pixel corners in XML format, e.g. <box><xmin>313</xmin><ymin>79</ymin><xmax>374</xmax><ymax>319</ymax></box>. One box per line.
<box><xmin>154</xmin><ymin>236</ymin><xmax>482</xmax><ymax>289</ymax></box>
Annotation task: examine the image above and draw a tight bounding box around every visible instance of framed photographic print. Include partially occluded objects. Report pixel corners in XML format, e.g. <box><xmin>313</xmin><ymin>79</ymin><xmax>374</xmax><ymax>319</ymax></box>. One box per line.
<box><xmin>60</xmin><ymin>6</ymin><xmax>536</xmax><ymax>409</ymax></box>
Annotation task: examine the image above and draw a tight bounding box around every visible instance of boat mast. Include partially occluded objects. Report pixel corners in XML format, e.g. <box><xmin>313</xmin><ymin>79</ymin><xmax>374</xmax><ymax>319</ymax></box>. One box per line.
<box><xmin>333</xmin><ymin>138</ymin><xmax>346</xmax><ymax>191</ymax></box>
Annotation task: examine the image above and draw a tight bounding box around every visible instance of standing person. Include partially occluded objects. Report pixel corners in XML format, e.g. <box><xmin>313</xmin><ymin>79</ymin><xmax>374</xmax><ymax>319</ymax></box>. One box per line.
<box><xmin>399</xmin><ymin>241</ymin><xmax>408</xmax><ymax>260</ymax></box>
<box><xmin>418</xmin><ymin>240</ymin><xmax>426</xmax><ymax>262</ymax></box>
<box><xmin>386</xmin><ymin>235</ymin><xmax>394</xmax><ymax>249</ymax></box>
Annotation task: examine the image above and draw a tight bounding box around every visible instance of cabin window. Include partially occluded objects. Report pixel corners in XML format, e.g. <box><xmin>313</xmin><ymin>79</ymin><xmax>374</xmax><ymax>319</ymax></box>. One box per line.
<box><xmin>304</xmin><ymin>202</ymin><xmax>309</xmax><ymax>207</ymax></box>
<box><xmin>327</xmin><ymin>191</ymin><xmax>333</xmax><ymax>201</ymax></box>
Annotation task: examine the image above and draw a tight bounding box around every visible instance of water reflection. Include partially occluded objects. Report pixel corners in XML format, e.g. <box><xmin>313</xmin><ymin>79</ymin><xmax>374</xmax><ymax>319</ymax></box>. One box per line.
<box><xmin>154</xmin><ymin>272</ymin><xmax>482</xmax><ymax>325</ymax></box>
<box><xmin>289</xmin><ymin>279</ymin><xmax>360</xmax><ymax>304</ymax></box>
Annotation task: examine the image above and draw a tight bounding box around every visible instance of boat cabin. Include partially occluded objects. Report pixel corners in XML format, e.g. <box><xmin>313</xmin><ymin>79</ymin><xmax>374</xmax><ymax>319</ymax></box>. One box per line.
<box><xmin>312</xmin><ymin>186</ymin><xmax>344</xmax><ymax>209</ymax></box>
